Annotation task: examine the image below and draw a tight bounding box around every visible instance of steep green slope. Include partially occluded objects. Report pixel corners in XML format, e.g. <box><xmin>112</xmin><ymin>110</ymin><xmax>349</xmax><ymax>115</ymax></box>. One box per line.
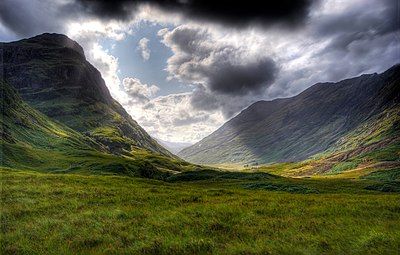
<box><xmin>259</xmin><ymin>105</ymin><xmax>400</xmax><ymax>177</ymax></box>
<box><xmin>179</xmin><ymin>65</ymin><xmax>400</xmax><ymax>165</ymax></box>
<box><xmin>0</xmin><ymin>81</ymin><xmax>195</xmax><ymax>178</ymax></box>
<box><xmin>1</xmin><ymin>33</ymin><xmax>172</xmax><ymax>157</ymax></box>
<box><xmin>1</xmin><ymin>80</ymin><xmax>97</xmax><ymax>168</ymax></box>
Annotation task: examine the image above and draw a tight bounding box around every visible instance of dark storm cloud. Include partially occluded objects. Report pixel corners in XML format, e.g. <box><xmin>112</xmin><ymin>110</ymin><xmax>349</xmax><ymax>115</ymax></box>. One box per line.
<box><xmin>77</xmin><ymin>0</ymin><xmax>137</xmax><ymax>20</ymax></box>
<box><xmin>314</xmin><ymin>0</ymin><xmax>399</xmax><ymax>53</ymax></box>
<box><xmin>160</xmin><ymin>24</ymin><xmax>279</xmax><ymax>117</ymax></box>
<box><xmin>75</xmin><ymin>0</ymin><xmax>316</xmax><ymax>27</ymax></box>
<box><xmin>0</xmin><ymin>0</ymin><xmax>68</xmax><ymax>37</ymax></box>
<box><xmin>190</xmin><ymin>85</ymin><xmax>219</xmax><ymax>112</ymax></box>
<box><xmin>265</xmin><ymin>0</ymin><xmax>399</xmax><ymax>102</ymax></box>
<box><xmin>0</xmin><ymin>0</ymin><xmax>317</xmax><ymax>37</ymax></box>
<box><xmin>289</xmin><ymin>0</ymin><xmax>399</xmax><ymax>85</ymax></box>
<box><xmin>161</xmin><ymin>25</ymin><xmax>279</xmax><ymax>96</ymax></box>
<box><xmin>190</xmin><ymin>85</ymin><xmax>262</xmax><ymax>118</ymax></box>
<box><xmin>208</xmin><ymin>58</ymin><xmax>277</xmax><ymax>95</ymax></box>
<box><xmin>0</xmin><ymin>0</ymin><xmax>88</xmax><ymax>39</ymax></box>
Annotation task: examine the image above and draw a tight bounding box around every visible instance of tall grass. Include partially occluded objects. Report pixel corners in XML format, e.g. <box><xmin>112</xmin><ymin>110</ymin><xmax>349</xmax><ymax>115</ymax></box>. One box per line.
<box><xmin>2</xmin><ymin>168</ymin><xmax>400</xmax><ymax>255</ymax></box>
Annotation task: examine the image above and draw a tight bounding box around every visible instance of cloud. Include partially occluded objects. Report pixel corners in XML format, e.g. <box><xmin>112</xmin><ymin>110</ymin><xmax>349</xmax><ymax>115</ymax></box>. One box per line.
<box><xmin>0</xmin><ymin>0</ymin><xmax>134</xmax><ymax>40</ymax></box>
<box><xmin>76</xmin><ymin>0</ymin><xmax>137</xmax><ymax>20</ymax></box>
<box><xmin>90</xmin><ymin>43</ymin><xmax>121</xmax><ymax>92</ymax></box>
<box><xmin>137</xmin><ymin>37</ymin><xmax>150</xmax><ymax>60</ymax></box>
<box><xmin>207</xmin><ymin>58</ymin><xmax>277</xmax><ymax>95</ymax></box>
<box><xmin>74</xmin><ymin>0</ymin><xmax>316</xmax><ymax>28</ymax></box>
<box><xmin>160</xmin><ymin>25</ymin><xmax>278</xmax><ymax>96</ymax></box>
<box><xmin>189</xmin><ymin>85</ymin><xmax>265</xmax><ymax>118</ymax></box>
<box><xmin>172</xmin><ymin>110</ymin><xmax>209</xmax><ymax>127</ymax></box>
<box><xmin>312</xmin><ymin>0</ymin><xmax>398</xmax><ymax>53</ymax></box>
<box><xmin>0</xmin><ymin>0</ymin><xmax>75</xmax><ymax>38</ymax></box>
<box><xmin>123</xmin><ymin>77</ymin><xmax>159</xmax><ymax>104</ymax></box>
<box><xmin>252</xmin><ymin>0</ymin><xmax>400</xmax><ymax>100</ymax></box>
<box><xmin>124</xmin><ymin>92</ymin><xmax>225</xmax><ymax>143</ymax></box>
<box><xmin>158</xmin><ymin>24</ymin><xmax>278</xmax><ymax>117</ymax></box>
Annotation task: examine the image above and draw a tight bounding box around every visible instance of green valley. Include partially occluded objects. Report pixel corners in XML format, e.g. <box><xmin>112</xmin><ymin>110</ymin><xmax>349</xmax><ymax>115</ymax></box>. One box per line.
<box><xmin>1</xmin><ymin>33</ymin><xmax>399</xmax><ymax>255</ymax></box>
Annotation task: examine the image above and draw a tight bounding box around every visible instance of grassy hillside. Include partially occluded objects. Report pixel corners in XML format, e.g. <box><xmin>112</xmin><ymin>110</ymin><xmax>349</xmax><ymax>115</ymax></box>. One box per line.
<box><xmin>257</xmin><ymin>105</ymin><xmax>400</xmax><ymax>178</ymax></box>
<box><xmin>0</xmin><ymin>81</ymin><xmax>203</xmax><ymax>178</ymax></box>
<box><xmin>1</xmin><ymin>33</ymin><xmax>173</xmax><ymax>157</ymax></box>
<box><xmin>179</xmin><ymin>65</ymin><xmax>400</xmax><ymax>165</ymax></box>
<box><xmin>2</xmin><ymin>168</ymin><xmax>399</xmax><ymax>255</ymax></box>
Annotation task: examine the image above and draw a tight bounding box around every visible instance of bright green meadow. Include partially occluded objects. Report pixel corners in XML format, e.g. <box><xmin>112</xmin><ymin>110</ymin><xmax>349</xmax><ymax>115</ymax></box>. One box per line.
<box><xmin>1</xmin><ymin>167</ymin><xmax>399</xmax><ymax>255</ymax></box>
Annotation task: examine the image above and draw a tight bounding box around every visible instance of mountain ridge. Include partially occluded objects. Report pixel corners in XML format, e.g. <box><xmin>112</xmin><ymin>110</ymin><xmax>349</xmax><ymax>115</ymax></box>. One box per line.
<box><xmin>179</xmin><ymin>64</ymin><xmax>400</xmax><ymax>165</ymax></box>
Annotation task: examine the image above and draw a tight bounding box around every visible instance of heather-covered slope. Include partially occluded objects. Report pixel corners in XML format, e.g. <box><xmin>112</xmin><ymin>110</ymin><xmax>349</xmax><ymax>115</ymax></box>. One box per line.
<box><xmin>1</xmin><ymin>33</ymin><xmax>172</xmax><ymax>157</ymax></box>
<box><xmin>179</xmin><ymin>65</ymin><xmax>400</xmax><ymax>165</ymax></box>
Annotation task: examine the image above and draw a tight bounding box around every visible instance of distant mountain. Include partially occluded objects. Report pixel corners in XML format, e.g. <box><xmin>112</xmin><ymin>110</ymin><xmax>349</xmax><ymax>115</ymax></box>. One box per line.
<box><xmin>155</xmin><ymin>138</ymin><xmax>192</xmax><ymax>154</ymax></box>
<box><xmin>179</xmin><ymin>65</ymin><xmax>400</xmax><ymax>165</ymax></box>
<box><xmin>1</xmin><ymin>33</ymin><xmax>173</xmax><ymax>157</ymax></box>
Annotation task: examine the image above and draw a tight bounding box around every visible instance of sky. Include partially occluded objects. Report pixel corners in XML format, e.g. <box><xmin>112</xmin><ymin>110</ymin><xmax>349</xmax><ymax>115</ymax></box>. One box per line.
<box><xmin>1</xmin><ymin>0</ymin><xmax>399</xmax><ymax>145</ymax></box>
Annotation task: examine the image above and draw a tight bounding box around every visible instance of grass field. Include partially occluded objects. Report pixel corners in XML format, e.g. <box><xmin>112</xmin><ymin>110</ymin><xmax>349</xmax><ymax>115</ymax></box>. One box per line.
<box><xmin>2</xmin><ymin>168</ymin><xmax>400</xmax><ymax>255</ymax></box>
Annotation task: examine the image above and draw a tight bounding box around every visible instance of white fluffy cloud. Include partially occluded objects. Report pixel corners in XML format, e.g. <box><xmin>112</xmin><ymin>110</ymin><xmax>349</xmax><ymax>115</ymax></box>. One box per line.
<box><xmin>123</xmin><ymin>77</ymin><xmax>159</xmax><ymax>103</ymax></box>
<box><xmin>137</xmin><ymin>37</ymin><xmax>150</xmax><ymax>60</ymax></box>
<box><xmin>89</xmin><ymin>43</ymin><xmax>124</xmax><ymax>98</ymax></box>
<box><xmin>125</xmin><ymin>93</ymin><xmax>224</xmax><ymax>143</ymax></box>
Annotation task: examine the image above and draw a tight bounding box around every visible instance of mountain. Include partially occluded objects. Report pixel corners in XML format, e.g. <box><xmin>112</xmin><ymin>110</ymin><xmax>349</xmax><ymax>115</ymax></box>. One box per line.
<box><xmin>1</xmin><ymin>78</ymin><xmax>204</xmax><ymax>178</ymax></box>
<box><xmin>179</xmin><ymin>65</ymin><xmax>400</xmax><ymax>165</ymax></box>
<box><xmin>1</xmin><ymin>80</ymin><xmax>122</xmax><ymax>174</ymax></box>
<box><xmin>0</xmin><ymin>79</ymin><xmax>100</xmax><ymax>156</ymax></box>
<box><xmin>155</xmin><ymin>138</ymin><xmax>192</xmax><ymax>154</ymax></box>
<box><xmin>0</xmin><ymin>33</ymin><xmax>172</xmax><ymax>157</ymax></box>
<box><xmin>260</xmin><ymin>104</ymin><xmax>400</xmax><ymax>177</ymax></box>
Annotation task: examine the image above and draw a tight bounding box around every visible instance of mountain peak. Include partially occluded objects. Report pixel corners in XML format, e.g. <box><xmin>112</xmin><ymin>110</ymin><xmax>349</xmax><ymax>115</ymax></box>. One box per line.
<box><xmin>1</xmin><ymin>33</ymin><xmax>174</xmax><ymax>158</ymax></box>
<box><xmin>18</xmin><ymin>33</ymin><xmax>85</xmax><ymax>57</ymax></box>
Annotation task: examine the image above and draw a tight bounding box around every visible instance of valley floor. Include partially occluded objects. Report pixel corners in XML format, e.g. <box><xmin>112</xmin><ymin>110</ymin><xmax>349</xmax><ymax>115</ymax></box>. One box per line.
<box><xmin>1</xmin><ymin>168</ymin><xmax>400</xmax><ymax>255</ymax></box>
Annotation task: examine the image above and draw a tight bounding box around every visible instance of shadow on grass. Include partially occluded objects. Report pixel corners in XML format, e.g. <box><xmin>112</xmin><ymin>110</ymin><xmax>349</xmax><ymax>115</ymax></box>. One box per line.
<box><xmin>365</xmin><ymin>181</ymin><xmax>400</xmax><ymax>193</ymax></box>
<box><xmin>167</xmin><ymin>169</ymin><xmax>278</xmax><ymax>182</ymax></box>
<box><xmin>243</xmin><ymin>182</ymin><xmax>320</xmax><ymax>194</ymax></box>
